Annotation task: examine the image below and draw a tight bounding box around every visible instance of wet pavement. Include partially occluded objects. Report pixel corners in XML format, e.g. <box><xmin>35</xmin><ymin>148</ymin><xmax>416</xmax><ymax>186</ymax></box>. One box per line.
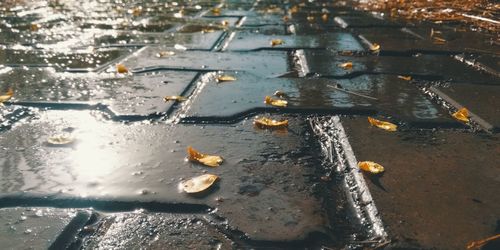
<box><xmin>0</xmin><ymin>0</ymin><xmax>499</xmax><ymax>249</ymax></box>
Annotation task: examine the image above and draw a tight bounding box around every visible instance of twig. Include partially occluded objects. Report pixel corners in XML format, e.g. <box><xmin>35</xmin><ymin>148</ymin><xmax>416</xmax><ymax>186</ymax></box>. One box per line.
<box><xmin>462</xmin><ymin>14</ymin><xmax>500</xmax><ymax>25</ymax></box>
<box><xmin>328</xmin><ymin>85</ymin><xmax>379</xmax><ymax>101</ymax></box>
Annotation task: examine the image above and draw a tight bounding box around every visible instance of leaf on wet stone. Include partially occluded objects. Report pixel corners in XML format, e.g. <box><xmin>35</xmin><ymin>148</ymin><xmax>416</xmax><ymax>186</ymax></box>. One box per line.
<box><xmin>174</xmin><ymin>44</ymin><xmax>187</xmax><ymax>51</ymax></box>
<box><xmin>274</xmin><ymin>90</ymin><xmax>287</xmax><ymax>98</ymax></box>
<box><xmin>339</xmin><ymin>62</ymin><xmax>353</xmax><ymax>70</ymax></box>
<box><xmin>187</xmin><ymin>146</ymin><xmax>223</xmax><ymax>167</ymax></box>
<box><xmin>264</xmin><ymin>96</ymin><xmax>287</xmax><ymax>107</ymax></box>
<box><xmin>358</xmin><ymin>161</ymin><xmax>385</xmax><ymax>174</ymax></box>
<box><xmin>216</xmin><ymin>75</ymin><xmax>236</xmax><ymax>82</ymax></box>
<box><xmin>368</xmin><ymin>117</ymin><xmax>397</xmax><ymax>132</ymax></box>
<box><xmin>47</xmin><ymin>134</ymin><xmax>75</xmax><ymax>145</ymax></box>
<box><xmin>201</xmin><ymin>28</ymin><xmax>216</xmax><ymax>33</ymax></box>
<box><xmin>433</xmin><ymin>36</ymin><xmax>447</xmax><ymax>45</ymax></box>
<box><xmin>181</xmin><ymin>174</ymin><xmax>219</xmax><ymax>193</ymax></box>
<box><xmin>370</xmin><ymin>43</ymin><xmax>381</xmax><ymax>52</ymax></box>
<box><xmin>270</xmin><ymin>39</ymin><xmax>285</xmax><ymax>47</ymax></box>
<box><xmin>321</xmin><ymin>13</ymin><xmax>329</xmax><ymax>22</ymax></box>
<box><xmin>398</xmin><ymin>75</ymin><xmax>412</xmax><ymax>81</ymax></box>
<box><xmin>156</xmin><ymin>51</ymin><xmax>175</xmax><ymax>58</ymax></box>
<box><xmin>211</xmin><ymin>8</ymin><xmax>221</xmax><ymax>15</ymax></box>
<box><xmin>466</xmin><ymin>233</ymin><xmax>500</xmax><ymax>249</ymax></box>
<box><xmin>30</xmin><ymin>23</ymin><xmax>40</xmax><ymax>31</ymax></box>
<box><xmin>116</xmin><ymin>64</ymin><xmax>129</xmax><ymax>74</ymax></box>
<box><xmin>254</xmin><ymin>117</ymin><xmax>289</xmax><ymax>129</ymax></box>
<box><xmin>0</xmin><ymin>88</ymin><xmax>14</xmax><ymax>103</ymax></box>
<box><xmin>452</xmin><ymin>107</ymin><xmax>469</xmax><ymax>123</ymax></box>
<box><xmin>164</xmin><ymin>96</ymin><xmax>187</xmax><ymax>102</ymax></box>
<box><xmin>221</xmin><ymin>20</ymin><xmax>229</xmax><ymax>27</ymax></box>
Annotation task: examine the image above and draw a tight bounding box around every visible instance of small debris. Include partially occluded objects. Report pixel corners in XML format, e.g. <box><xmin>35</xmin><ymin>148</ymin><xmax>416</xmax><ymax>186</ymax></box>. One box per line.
<box><xmin>116</xmin><ymin>64</ymin><xmax>129</xmax><ymax>74</ymax></box>
<box><xmin>270</xmin><ymin>39</ymin><xmax>285</xmax><ymax>47</ymax></box>
<box><xmin>164</xmin><ymin>96</ymin><xmax>187</xmax><ymax>102</ymax></box>
<box><xmin>339</xmin><ymin>62</ymin><xmax>353</xmax><ymax>70</ymax></box>
<box><xmin>358</xmin><ymin>161</ymin><xmax>385</xmax><ymax>174</ymax></box>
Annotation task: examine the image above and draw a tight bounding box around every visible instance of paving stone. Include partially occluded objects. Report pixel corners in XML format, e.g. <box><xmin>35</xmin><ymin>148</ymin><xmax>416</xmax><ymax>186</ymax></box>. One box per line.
<box><xmin>0</xmin><ymin>68</ymin><xmax>198</xmax><ymax>116</ymax></box>
<box><xmin>83</xmin><ymin>212</ymin><xmax>233</xmax><ymax>249</ymax></box>
<box><xmin>0</xmin><ymin>207</ymin><xmax>91</xmax><ymax>249</ymax></box>
<box><xmin>341</xmin><ymin>117</ymin><xmax>500</xmax><ymax>249</ymax></box>
<box><xmin>185</xmin><ymin>71</ymin><xmax>454</xmax><ymax>124</ymax></box>
<box><xmin>120</xmin><ymin>49</ymin><xmax>290</xmax><ymax>77</ymax></box>
<box><xmin>240</xmin><ymin>14</ymin><xmax>285</xmax><ymax>26</ymax></box>
<box><xmin>0</xmin><ymin>110</ymin><xmax>330</xmax><ymax>241</ymax></box>
<box><xmin>224</xmin><ymin>32</ymin><xmax>363</xmax><ymax>51</ymax></box>
<box><xmin>333</xmin><ymin>15</ymin><xmax>402</xmax><ymax>28</ymax></box>
<box><xmin>303</xmin><ymin>50</ymin><xmax>499</xmax><ymax>84</ymax></box>
<box><xmin>235</xmin><ymin>25</ymin><xmax>288</xmax><ymax>35</ymax></box>
<box><xmin>436</xmin><ymin>84</ymin><xmax>500</xmax><ymax>130</ymax></box>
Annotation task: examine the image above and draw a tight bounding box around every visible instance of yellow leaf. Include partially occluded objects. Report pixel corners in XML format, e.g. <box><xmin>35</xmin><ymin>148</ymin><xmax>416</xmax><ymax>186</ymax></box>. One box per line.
<box><xmin>156</xmin><ymin>51</ymin><xmax>175</xmax><ymax>57</ymax></box>
<box><xmin>164</xmin><ymin>96</ymin><xmax>187</xmax><ymax>102</ymax></box>
<box><xmin>116</xmin><ymin>64</ymin><xmax>129</xmax><ymax>73</ymax></box>
<box><xmin>211</xmin><ymin>8</ymin><xmax>221</xmax><ymax>15</ymax></box>
<box><xmin>264</xmin><ymin>96</ymin><xmax>287</xmax><ymax>107</ymax></box>
<box><xmin>322</xmin><ymin>13</ymin><xmax>329</xmax><ymax>22</ymax></box>
<box><xmin>452</xmin><ymin>107</ymin><xmax>469</xmax><ymax>123</ymax></box>
<box><xmin>254</xmin><ymin>117</ymin><xmax>289</xmax><ymax>129</ymax></box>
<box><xmin>47</xmin><ymin>134</ymin><xmax>74</xmax><ymax>145</ymax></box>
<box><xmin>370</xmin><ymin>43</ymin><xmax>380</xmax><ymax>52</ymax></box>
<box><xmin>466</xmin><ymin>234</ymin><xmax>500</xmax><ymax>249</ymax></box>
<box><xmin>274</xmin><ymin>90</ymin><xmax>287</xmax><ymax>98</ymax></box>
<box><xmin>368</xmin><ymin>117</ymin><xmax>397</xmax><ymax>132</ymax></box>
<box><xmin>433</xmin><ymin>36</ymin><xmax>447</xmax><ymax>44</ymax></box>
<box><xmin>339</xmin><ymin>62</ymin><xmax>353</xmax><ymax>70</ymax></box>
<box><xmin>217</xmin><ymin>75</ymin><xmax>236</xmax><ymax>82</ymax></box>
<box><xmin>30</xmin><ymin>23</ymin><xmax>40</xmax><ymax>31</ymax></box>
<box><xmin>358</xmin><ymin>161</ymin><xmax>385</xmax><ymax>174</ymax></box>
<box><xmin>398</xmin><ymin>75</ymin><xmax>412</xmax><ymax>81</ymax></box>
<box><xmin>187</xmin><ymin>146</ymin><xmax>223</xmax><ymax>167</ymax></box>
<box><xmin>0</xmin><ymin>88</ymin><xmax>14</xmax><ymax>103</ymax></box>
<box><xmin>270</xmin><ymin>39</ymin><xmax>284</xmax><ymax>47</ymax></box>
<box><xmin>202</xmin><ymin>28</ymin><xmax>216</xmax><ymax>33</ymax></box>
<box><xmin>180</xmin><ymin>174</ymin><xmax>219</xmax><ymax>193</ymax></box>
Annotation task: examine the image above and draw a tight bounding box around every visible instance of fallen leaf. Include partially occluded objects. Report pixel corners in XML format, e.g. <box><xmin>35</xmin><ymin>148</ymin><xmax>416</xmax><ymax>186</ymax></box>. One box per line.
<box><xmin>270</xmin><ymin>39</ymin><xmax>284</xmax><ymax>47</ymax></box>
<box><xmin>47</xmin><ymin>134</ymin><xmax>74</xmax><ymax>145</ymax></box>
<box><xmin>131</xmin><ymin>7</ymin><xmax>142</xmax><ymax>16</ymax></box>
<box><xmin>264</xmin><ymin>96</ymin><xmax>287</xmax><ymax>107</ymax></box>
<box><xmin>307</xmin><ymin>15</ymin><xmax>315</xmax><ymax>22</ymax></box>
<box><xmin>398</xmin><ymin>75</ymin><xmax>412</xmax><ymax>81</ymax></box>
<box><xmin>187</xmin><ymin>146</ymin><xmax>223</xmax><ymax>167</ymax></box>
<box><xmin>282</xmin><ymin>15</ymin><xmax>290</xmax><ymax>22</ymax></box>
<box><xmin>452</xmin><ymin>107</ymin><xmax>469</xmax><ymax>123</ymax></box>
<box><xmin>370</xmin><ymin>43</ymin><xmax>381</xmax><ymax>52</ymax></box>
<box><xmin>466</xmin><ymin>234</ymin><xmax>500</xmax><ymax>249</ymax></box>
<box><xmin>321</xmin><ymin>13</ymin><xmax>329</xmax><ymax>22</ymax></box>
<box><xmin>217</xmin><ymin>75</ymin><xmax>236</xmax><ymax>82</ymax></box>
<box><xmin>221</xmin><ymin>20</ymin><xmax>229</xmax><ymax>26</ymax></box>
<box><xmin>339</xmin><ymin>62</ymin><xmax>353</xmax><ymax>70</ymax></box>
<box><xmin>339</xmin><ymin>50</ymin><xmax>354</xmax><ymax>56</ymax></box>
<box><xmin>358</xmin><ymin>161</ymin><xmax>385</xmax><ymax>174</ymax></box>
<box><xmin>0</xmin><ymin>88</ymin><xmax>14</xmax><ymax>103</ymax></box>
<box><xmin>201</xmin><ymin>28</ymin><xmax>215</xmax><ymax>33</ymax></box>
<box><xmin>164</xmin><ymin>96</ymin><xmax>187</xmax><ymax>102</ymax></box>
<box><xmin>211</xmin><ymin>8</ymin><xmax>221</xmax><ymax>15</ymax></box>
<box><xmin>30</xmin><ymin>23</ymin><xmax>40</xmax><ymax>31</ymax></box>
<box><xmin>254</xmin><ymin>117</ymin><xmax>289</xmax><ymax>129</ymax></box>
<box><xmin>274</xmin><ymin>90</ymin><xmax>287</xmax><ymax>98</ymax></box>
<box><xmin>181</xmin><ymin>174</ymin><xmax>219</xmax><ymax>193</ymax></box>
<box><xmin>116</xmin><ymin>64</ymin><xmax>129</xmax><ymax>73</ymax></box>
<box><xmin>368</xmin><ymin>117</ymin><xmax>397</xmax><ymax>132</ymax></box>
<box><xmin>174</xmin><ymin>44</ymin><xmax>187</xmax><ymax>51</ymax></box>
<box><xmin>433</xmin><ymin>36</ymin><xmax>447</xmax><ymax>44</ymax></box>
<box><xmin>156</xmin><ymin>51</ymin><xmax>175</xmax><ymax>57</ymax></box>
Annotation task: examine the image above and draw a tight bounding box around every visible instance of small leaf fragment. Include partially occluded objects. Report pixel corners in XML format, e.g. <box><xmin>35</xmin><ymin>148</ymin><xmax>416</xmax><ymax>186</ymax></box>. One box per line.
<box><xmin>466</xmin><ymin>234</ymin><xmax>500</xmax><ymax>249</ymax></box>
<box><xmin>274</xmin><ymin>90</ymin><xmax>287</xmax><ymax>98</ymax></box>
<box><xmin>254</xmin><ymin>117</ymin><xmax>289</xmax><ymax>129</ymax></box>
<box><xmin>174</xmin><ymin>44</ymin><xmax>187</xmax><ymax>51</ymax></box>
<box><xmin>156</xmin><ymin>51</ymin><xmax>175</xmax><ymax>58</ymax></box>
<box><xmin>187</xmin><ymin>146</ymin><xmax>223</xmax><ymax>167</ymax></box>
<box><xmin>211</xmin><ymin>8</ymin><xmax>221</xmax><ymax>15</ymax></box>
<box><xmin>339</xmin><ymin>62</ymin><xmax>353</xmax><ymax>70</ymax></box>
<box><xmin>270</xmin><ymin>39</ymin><xmax>284</xmax><ymax>47</ymax></box>
<box><xmin>30</xmin><ymin>23</ymin><xmax>40</xmax><ymax>31</ymax></box>
<box><xmin>217</xmin><ymin>75</ymin><xmax>236</xmax><ymax>82</ymax></box>
<box><xmin>201</xmin><ymin>28</ymin><xmax>215</xmax><ymax>33</ymax></box>
<box><xmin>0</xmin><ymin>88</ymin><xmax>14</xmax><ymax>103</ymax></box>
<box><xmin>181</xmin><ymin>174</ymin><xmax>219</xmax><ymax>193</ymax></box>
<box><xmin>370</xmin><ymin>43</ymin><xmax>381</xmax><ymax>52</ymax></box>
<box><xmin>433</xmin><ymin>36</ymin><xmax>447</xmax><ymax>45</ymax></box>
<box><xmin>164</xmin><ymin>96</ymin><xmax>187</xmax><ymax>102</ymax></box>
<box><xmin>452</xmin><ymin>107</ymin><xmax>469</xmax><ymax>123</ymax></box>
<box><xmin>358</xmin><ymin>161</ymin><xmax>385</xmax><ymax>174</ymax></box>
<box><xmin>398</xmin><ymin>75</ymin><xmax>412</xmax><ymax>81</ymax></box>
<box><xmin>264</xmin><ymin>96</ymin><xmax>287</xmax><ymax>107</ymax></box>
<box><xmin>221</xmin><ymin>20</ymin><xmax>229</xmax><ymax>26</ymax></box>
<box><xmin>47</xmin><ymin>134</ymin><xmax>74</xmax><ymax>145</ymax></box>
<box><xmin>116</xmin><ymin>64</ymin><xmax>129</xmax><ymax>74</ymax></box>
<box><xmin>368</xmin><ymin>117</ymin><xmax>397</xmax><ymax>132</ymax></box>
<box><xmin>321</xmin><ymin>13</ymin><xmax>329</xmax><ymax>22</ymax></box>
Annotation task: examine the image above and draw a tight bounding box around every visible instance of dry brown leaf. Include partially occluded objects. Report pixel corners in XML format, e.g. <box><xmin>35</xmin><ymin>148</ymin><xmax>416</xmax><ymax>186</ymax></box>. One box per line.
<box><xmin>217</xmin><ymin>75</ymin><xmax>236</xmax><ymax>82</ymax></box>
<box><xmin>282</xmin><ymin>15</ymin><xmax>290</xmax><ymax>22</ymax></box>
<box><xmin>398</xmin><ymin>75</ymin><xmax>412</xmax><ymax>81</ymax></box>
<box><xmin>466</xmin><ymin>234</ymin><xmax>500</xmax><ymax>249</ymax></box>
<box><xmin>187</xmin><ymin>146</ymin><xmax>223</xmax><ymax>167</ymax></box>
<box><xmin>433</xmin><ymin>36</ymin><xmax>447</xmax><ymax>44</ymax></box>
<box><xmin>0</xmin><ymin>88</ymin><xmax>14</xmax><ymax>103</ymax></box>
<box><xmin>264</xmin><ymin>96</ymin><xmax>287</xmax><ymax>107</ymax></box>
<box><xmin>370</xmin><ymin>43</ymin><xmax>381</xmax><ymax>52</ymax></box>
<box><xmin>368</xmin><ymin>117</ymin><xmax>397</xmax><ymax>132</ymax></box>
<box><xmin>47</xmin><ymin>134</ymin><xmax>75</xmax><ymax>145</ymax></box>
<box><xmin>254</xmin><ymin>117</ymin><xmax>289</xmax><ymax>129</ymax></box>
<box><xmin>270</xmin><ymin>39</ymin><xmax>284</xmax><ymax>47</ymax></box>
<box><xmin>339</xmin><ymin>62</ymin><xmax>353</xmax><ymax>70</ymax></box>
<box><xmin>181</xmin><ymin>174</ymin><xmax>219</xmax><ymax>193</ymax></box>
<box><xmin>274</xmin><ymin>90</ymin><xmax>287</xmax><ymax>98</ymax></box>
<box><xmin>116</xmin><ymin>64</ymin><xmax>129</xmax><ymax>73</ymax></box>
<box><xmin>289</xmin><ymin>5</ymin><xmax>299</xmax><ymax>14</ymax></box>
<box><xmin>30</xmin><ymin>23</ymin><xmax>40</xmax><ymax>31</ymax></box>
<box><xmin>452</xmin><ymin>107</ymin><xmax>469</xmax><ymax>123</ymax></box>
<box><xmin>164</xmin><ymin>96</ymin><xmax>187</xmax><ymax>102</ymax></box>
<box><xmin>156</xmin><ymin>51</ymin><xmax>175</xmax><ymax>57</ymax></box>
<box><xmin>358</xmin><ymin>161</ymin><xmax>385</xmax><ymax>174</ymax></box>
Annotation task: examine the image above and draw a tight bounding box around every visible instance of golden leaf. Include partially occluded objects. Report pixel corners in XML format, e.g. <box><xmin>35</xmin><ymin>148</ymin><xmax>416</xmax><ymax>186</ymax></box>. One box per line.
<box><xmin>164</xmin><ymin>96</ymin><xmax>187</xmax><ymax>102</ymax></box>
<box><xmin>187</xmin><ymin>146</ymin><xmax>223</xmax><ymax>167</ymax></box>
<box><xmin>433</xmin><ymin>36</ymin><xmax>447</xmax><ymax>45</ymax></box>
<box><xmin>452</xmin><ymin>107</ymin><xmax>469</xmax><ymax>123</ymax></box>
<box><xmin>358</xmin><ymin>161</ymin><xmax>385</xmax><ymax>174</ymax></box>
<box><xmin>156</xmin><ymin>51</ymin><xmax>175</xmax><ymax>57</ymax></box>
<box><xmin>0</xmin><ymin>88</ymin><xmax>14</xmax><ymax>103</ymax></box>
<box><xmin>30</xmin><ymin>23</ymin><xmax>40</xmax><ymax>31</ymax></box>
<box><xmin>264</xmin><ymin>96</ymin><xmax>287</xmax><ymax>107</ymax></box>
<box><xmin>321</xmin><ymin>13</ymin><xmax>329</xmax><ymax>22</ymax></box>
<box><xmin>368</xmin><ymin>117</ymin><xmax>397</xmax><ymax>132</ymax></box>
<box><xmin>254</xmin><ymin>117</ymin><xmax>289</xmax><ymax>129</ymax></box>
<box><xmin>270</xmin><ymin>39</ymin><xmax>284</xmax><ymax>47</ymax></box>
<box><xmin>116</xmin><ymin>64</ymin><xmax>129</xmax><ymax>73</ymax></box>
<box><xmin>339</xmin><ymin>50</ymin><xmax>354</xmax><ymax>56</ymax></box>
<box><xmin>47</xmin><ymin>134</ymin><xmax>74</xmax><ymax>145</ymax></box>
<box><xmin>274</xmin><ymin>90</ymin><xmax>287</xmax><ymax>98</ymax></box>
<box><xmin>289</xmin><ymin>5</ymin><xmax>299</xmax><ymax>14</ymax></box>
<box><xmin>181</xmin><ymin>174</ymin><xmax>219</xmax><ymax>193</ymax></box>
<box><xmin>217</xmin><ymin>75</ymin><xmax>236</xmax><ymax>82</ymax></box>
<box><xmin>339</xmin><ymin>62</ymin><xmax>353</xmax><ymax>70</ymax></box>
<box><xmin>202</xmin><ymin>28</ymin><xmax>216</xmax><ymax>33</ymax></box>
<box><xmin>370</xmin><ymin>43</ymin><xmax>381</xmax><ymax>52</ymax></box>
<box><xmin>221</xmin><ymin>20</ymin><xmax>229</xmax><ymax>26</ymax></box>
<box><xmin>466</xmin><ymin>234</ymin><xmax>500</xmax><ymax>249</ymax></box>
<box><xmin>211</xmin><ymin>8</ymin><xmax>221</xmax><ymax>15</ymax></box>
<box><xmin>398</xmin><ymin>75</ymin><xmax>412</xmax><ymax>81</ymax></box>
